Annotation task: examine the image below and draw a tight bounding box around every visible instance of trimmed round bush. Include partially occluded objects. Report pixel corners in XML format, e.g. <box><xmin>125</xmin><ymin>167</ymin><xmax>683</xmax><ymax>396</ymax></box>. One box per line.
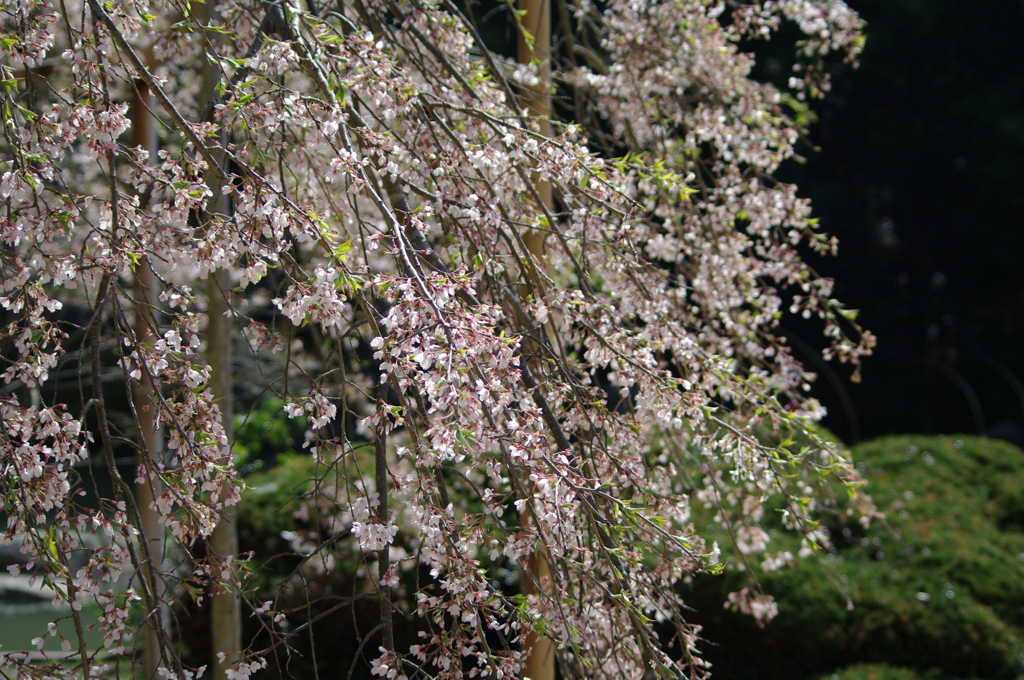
<box><xmin>688</xmin><ymin>435</ymin><xmax>1024</xmax><ymax>680</ymax></box>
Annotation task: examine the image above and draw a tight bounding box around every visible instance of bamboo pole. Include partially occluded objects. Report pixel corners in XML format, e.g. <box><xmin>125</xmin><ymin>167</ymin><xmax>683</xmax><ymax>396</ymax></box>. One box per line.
<box><xmin>200</xmin><ymin>7</ymin><xmax>242</xmax><ymax>673</ymax></box>
<box><xmin>519</xmin><ymin>506</ymin><xmax>555</xmax><ymax>680</ymax></box>
<box><xmin>517</xmin><ymin>0</ymin><xmax>552</xmax><ymax>262</ymax></box>
<box><xmin>207</xmin><ymin>269</ymin><xmax>241</xmax><ymax>680</ymax></box>
<box><xmin>517</xmin><ymin>1</ymin><xmax>556</xmax><ymax>679</ymax></box>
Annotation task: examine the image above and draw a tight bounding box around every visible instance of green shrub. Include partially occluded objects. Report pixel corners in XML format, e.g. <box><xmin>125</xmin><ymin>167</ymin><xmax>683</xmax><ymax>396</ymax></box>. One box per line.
<box><xmin>233</xmin><ymin>452</ymin><xmax>422</xmax><ymax>680</ymax></box>
<box><xmin>687</xmin><ymin>436</ymin><xmax>1024</xmax><ymax>680</ymax></box>
<box><xmin>817</xmin><ymin>664</ymin><xmax>936</xmax><ymax>680</ymax></box>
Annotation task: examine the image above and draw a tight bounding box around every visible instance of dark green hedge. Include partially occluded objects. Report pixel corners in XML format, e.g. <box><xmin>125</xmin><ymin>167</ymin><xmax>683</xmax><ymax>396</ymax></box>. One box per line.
<box><xmin>687</xmin><ymin>435</ymin><xmax>1024</xmax><ymax>680</ymax></box>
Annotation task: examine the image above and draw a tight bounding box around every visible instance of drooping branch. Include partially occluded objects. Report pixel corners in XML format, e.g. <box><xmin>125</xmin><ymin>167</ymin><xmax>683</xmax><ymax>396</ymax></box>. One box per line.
<box><xmin>0</xmin><ymin>1</ymin><xmax>874</xmax><ymax>679</ymax></box>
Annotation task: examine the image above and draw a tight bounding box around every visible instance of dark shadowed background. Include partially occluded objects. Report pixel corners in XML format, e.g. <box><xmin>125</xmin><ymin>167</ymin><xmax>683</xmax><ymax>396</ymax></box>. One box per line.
<box><xmin>772</xmin><ymin>0</ymin><xmax>1024</xmax><ymax>446</ymax></box>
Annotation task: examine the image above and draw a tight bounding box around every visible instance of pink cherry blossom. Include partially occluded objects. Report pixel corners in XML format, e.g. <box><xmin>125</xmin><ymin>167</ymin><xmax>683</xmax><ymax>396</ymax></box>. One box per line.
<box><xmin>0</xmin><ymin>0</ymin><xmax>875</xmax><ymax>677</ymax></box>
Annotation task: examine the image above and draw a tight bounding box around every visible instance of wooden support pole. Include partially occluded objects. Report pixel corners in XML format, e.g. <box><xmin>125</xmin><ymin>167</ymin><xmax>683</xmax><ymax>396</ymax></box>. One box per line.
<box><xmin>200</xmin><ymin>7</ymin><xmax>242</xmax><ymax>674</ymax></box>
<box><xmin>130</xmin><ymin>73</ymin><xmax>169</xmax><ymax>680</ymax></box>
<box><xmin>208</xmin><ymin>268</ymin><xmax>241</xmax><ymax>680</ymax></box>
<box><xmin>517</xmin><ymin>0</ymin><xmax>553</xmax><ymax>262</ymax></box>
<box><xmin>518</xmin><ymin>3</ymin><xmax>556</xmax><ymax>678</ymax></box>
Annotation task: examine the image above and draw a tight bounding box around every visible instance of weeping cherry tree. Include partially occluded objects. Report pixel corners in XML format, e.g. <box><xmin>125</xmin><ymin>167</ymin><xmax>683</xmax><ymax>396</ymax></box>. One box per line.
<box><xmin>0</xmin><ymin>0</ymin><xmax>875</xmax><ymax>678</ymax></box>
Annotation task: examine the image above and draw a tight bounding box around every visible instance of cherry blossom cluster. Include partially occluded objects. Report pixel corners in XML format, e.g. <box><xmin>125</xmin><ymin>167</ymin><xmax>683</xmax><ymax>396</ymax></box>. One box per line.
<box><xmin>0</xmin><ymin>0</ymin><xmax>874</xmax><ymax>677</ymax></box>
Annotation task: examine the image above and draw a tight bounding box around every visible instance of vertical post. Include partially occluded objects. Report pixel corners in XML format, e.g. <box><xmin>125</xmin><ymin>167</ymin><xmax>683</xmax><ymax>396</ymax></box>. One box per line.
<box><xmin>208</xmin><ymin>269</ymin><xmax>241</xmax><ymax>679</ymax></box>
<box><xmin>374</xmin><ymin>393</ymin><xmax>394</xmax><ymax>653</ymax></box>
<box><xmin>199</xmin><ymin>5</ymin><xmax>242</xmax><ymax>673</ymax></box>
<box><xmin>520</xmin><ymin>506</ymin><xmax>554</xmax><ymax>680</ymax></box>
<box><xmin>518</xmin><ymin>3</ymin><xmax>556</xmax><ymax>679</ymax></box>
<box><xmin>131</xmin><ymin>74</ymin><xmax>168</xmax><ymax>680</ymax></box>
<box><xmin>517</xmin><ymin>0</ymin><xmax>552</xmax><ymax>261</ymax></box>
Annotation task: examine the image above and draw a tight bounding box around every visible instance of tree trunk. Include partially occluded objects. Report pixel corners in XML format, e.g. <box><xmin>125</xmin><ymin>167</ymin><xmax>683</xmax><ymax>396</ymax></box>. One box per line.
<box><xmin>130</xmin><ymin>75</ymin><xmax>169</xmax><ymax>680</ymax></box>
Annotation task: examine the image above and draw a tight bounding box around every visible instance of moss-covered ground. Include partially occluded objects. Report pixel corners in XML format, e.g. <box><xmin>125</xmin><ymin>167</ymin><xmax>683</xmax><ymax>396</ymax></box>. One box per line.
<box><xmin>687</xmin><ymin>435</ymin><xmax>1024</xmax><ymax>680</ymax></box>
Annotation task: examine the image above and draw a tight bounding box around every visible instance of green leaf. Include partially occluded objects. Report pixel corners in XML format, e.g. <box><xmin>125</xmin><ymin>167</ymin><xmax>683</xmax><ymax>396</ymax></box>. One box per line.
<box><xmin>43</xmin><ymin>529</ymin><xmax>59</xmax><ymax>562</ymax></box>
